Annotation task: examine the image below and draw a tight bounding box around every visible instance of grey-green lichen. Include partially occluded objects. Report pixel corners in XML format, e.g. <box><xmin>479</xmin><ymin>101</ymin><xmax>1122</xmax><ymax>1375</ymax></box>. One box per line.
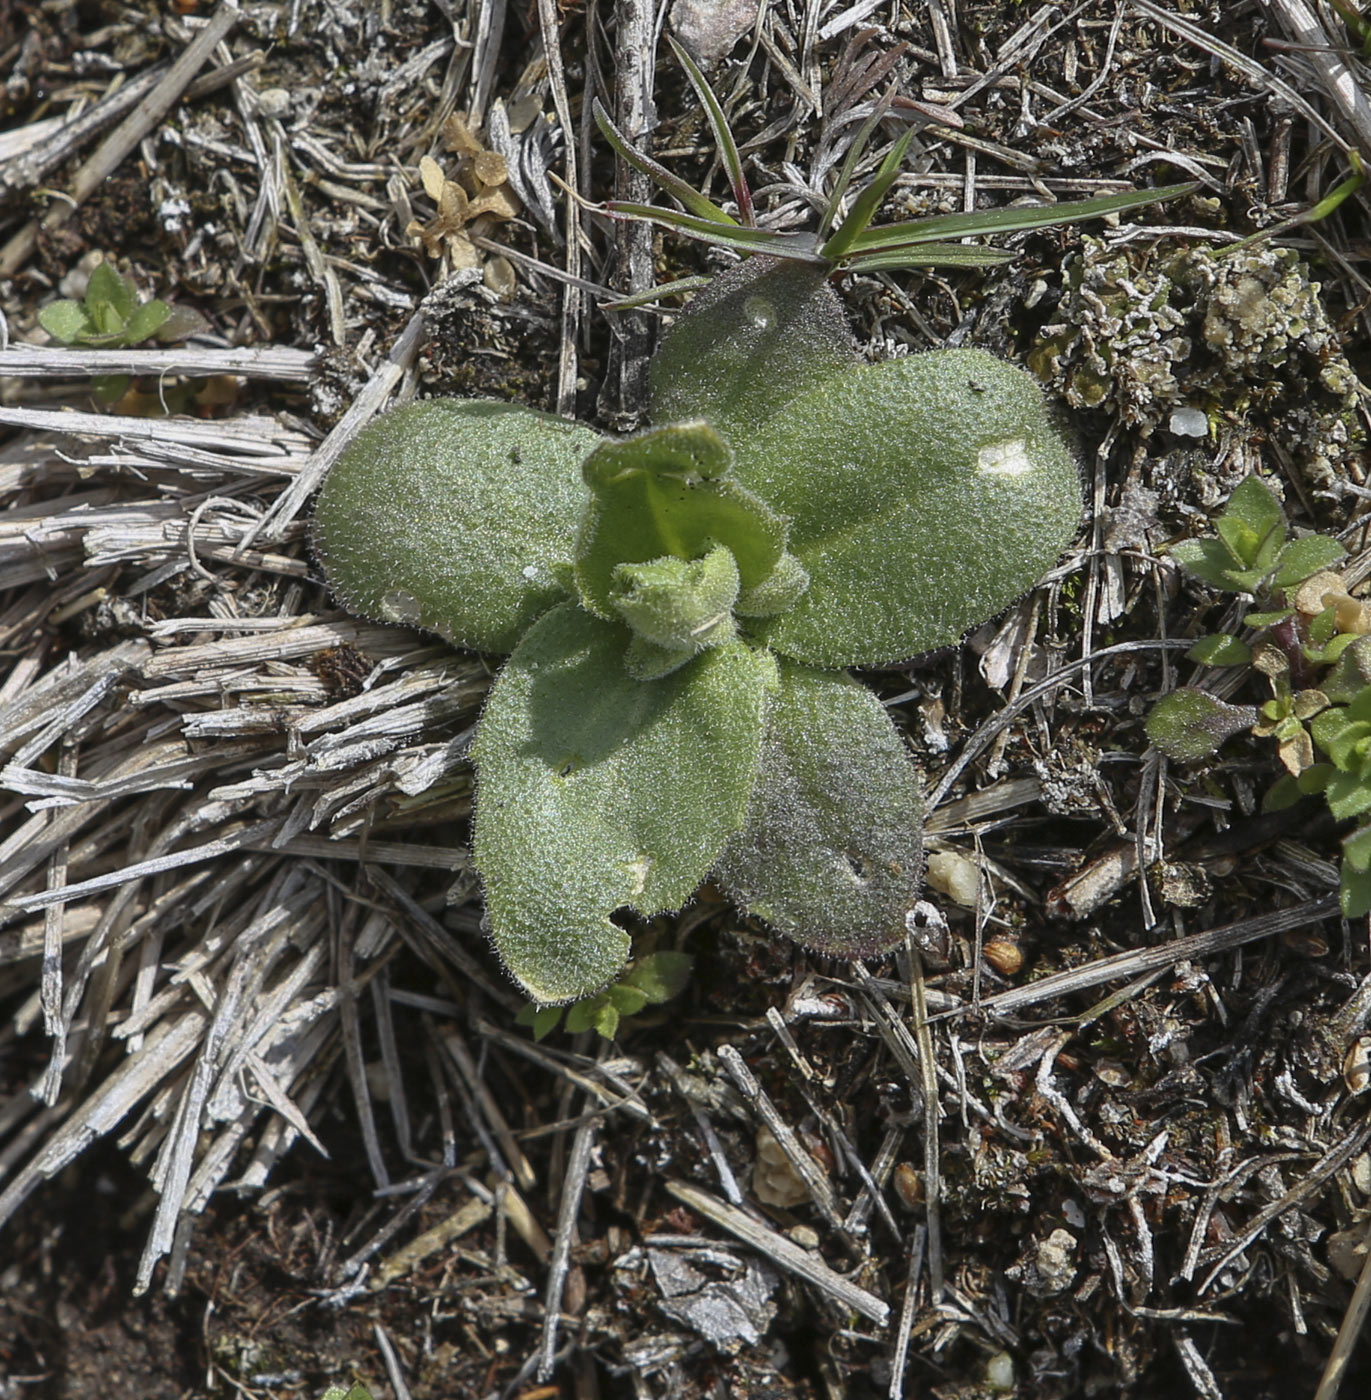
<box><xmin>1028</xmin><ymin>239</ymin><xmax>1366</xmax><ymax>499</ymax></box>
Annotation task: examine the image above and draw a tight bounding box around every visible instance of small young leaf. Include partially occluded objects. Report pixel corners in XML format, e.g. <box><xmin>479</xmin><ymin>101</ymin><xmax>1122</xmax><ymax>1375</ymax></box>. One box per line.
<box><xmin>38</xmin><ymin>299</ymin><xmax>95</xmax><ymax>344</ymax></box>
<box><xmin>1263</xmin><ymin>774</ymin><xmax>1303</xmax><ymax>812</ymax></box>
<box><xmin>622</xmin><ymin>950</ymin><xmax>694</xmax><ymax>1003</ymax></box>
<box><xmin>1324</xmin><ymin>770</ymin><xmax>1371</xmax><ymax>822</ymax></box>
<box><xmin>1147</xmin><ymin>688</ymin><xmax>1257</xmax><ymax>761</ymax></box>
<box><xmin>531</xmin><ymin>1005</ymin><xmax>564</xmax><ymax>1040</ymax></box>
<box><xmin>86</xmin><ymin>261</ymin><xmax>136</xmax><ymax>320</ymax></box>
<box><xmin>1220</xmin><ymin>476</ymin><xmax>1287</xmax><ymax>563</ymax></box>
<box><xmin>315</xmin><ymin>399</ymin><xmax>599</xmax><ymax>654</ymax></box>
<box><xmin>123</xmin><ymin>298</ymin><xmax>172</xmax><ymax>345</ymax></box>
<box><xmin>820</xmin><ymin>127</ymin><xmax>915</xmax><ymax>263</ymax></box>
<box><xmin>1322</xmin><ymin>638</ymin><xmax>1371</xmax><ymax>704</ymax></box>
<box><xmin>575</xmin><ymin>422</ymin><xmax>790</xmax><ymax>618</ymax></box>
<box><xmin>1245</xmin><ymin>608</ymin><xmax>1294</xmax><ymax>628</ymax></box>
<box><xmin>1273</xmin><ymin>533</ymin><xmax>1347</xmax><ymax>588</ymax></box>
<box><xmin>1187</xmin><ymin>634</ymin><xmax>1252</xmax><ymax>666</ymax></box>
<box><xmin>1344</xmin><ymin>823</ymin><xmax>1371</xmax><ymax>875</ymax></box>
<box><xmin>610</xmin><ymin>544</ymin><xmax>740</xmax><ymax>654</ymax></box>
<box><xmin>606</xmin><ymin>983</ymin><xmax>649</xmax><ymax>1017</ymax></box>
<box><xmin>714</xmin><ymin>660</ymin><xmax>924</xmax><ymax>956</ymax></box>
<box><xmin>592</xmin><ymin>1001</ymin><xmax>622</xmax><ymax>1039</ymax></box>
<box><xmin>1170</xmin><ymin>537</ymin><xmax>1251</xmax><ymax>591</ymax></box>
<box><xmin>92</xmin><ymin>373</ymin><xmax>131</xmax><ymax>402</ymax></box>
<box><xmin>1341</xmin><ymin>858</ymin><xmax>1371</xmax><ymax>918</ymax></box>
<box><xmin>564</xmin><ymin>994</ymin><xmax>611</xmax><ymax>1035</ymax></box>
<box><xmin>156</xmin><ymin>302</ymin><xmax>211</xmax><ymax>342</ymax></box>
<box><xmin>472</xmin><ymin>604</ymin><xmax>776</xmax><ymax>1003</ymax></box>
<box><xmin>734</xmin><ymin>348</ymin><xmax>1082</xmax><ymax>667</ymax></box>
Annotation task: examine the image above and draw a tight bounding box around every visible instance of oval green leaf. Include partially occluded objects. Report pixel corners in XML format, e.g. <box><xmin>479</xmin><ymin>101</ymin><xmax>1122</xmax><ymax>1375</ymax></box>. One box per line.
<box><xmin>733</xmin><ymin>348</ymin><xmax>1082</xmax><ymax>667</ymax></box>
<box><xmin>1147</xmin><ymin>687</ymin><xmax>1257</xmax><ymax>761</ymax></box>
<box><xmin>472</xmin><ymin>604</ymin><xmax>776</xmax><ymax>1003</ymax></box>
<box><xmin>649</xmin><ymin>258</ymin><xmax>861</xmax><ymax>443</ymax></box>
<box><xmin>714</xmin><ymin>660</ymin><xmax>925</xmax><ymax>957</ymax></box>
<box><xmin>314</xmin><ymin>399</ymin><xmax>599</xmax><ymax>655</ymax></box>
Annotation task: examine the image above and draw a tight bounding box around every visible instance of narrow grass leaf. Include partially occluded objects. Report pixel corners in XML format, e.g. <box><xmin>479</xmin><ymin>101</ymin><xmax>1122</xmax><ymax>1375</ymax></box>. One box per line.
<box><xmin>593</xmin><ymin>98</ymin><xmax>736</xmax><ymax>226</ymax></box>
<box><xmin>668</xmin><ymin>35</ymin><xmax>754</xmax><ymax>224</ymax></box>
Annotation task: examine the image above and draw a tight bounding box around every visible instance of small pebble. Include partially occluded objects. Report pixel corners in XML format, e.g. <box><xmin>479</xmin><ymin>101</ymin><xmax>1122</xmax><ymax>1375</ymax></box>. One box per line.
<box><xmin>1168</xmin><ymin>406</ymin><xmax>1209</xmax><ymax>437</ymax></box>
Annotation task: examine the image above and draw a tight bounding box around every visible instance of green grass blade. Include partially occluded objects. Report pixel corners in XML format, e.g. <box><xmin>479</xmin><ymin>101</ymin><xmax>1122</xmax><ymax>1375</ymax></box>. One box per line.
<box><xmin>845</xmin><ymin>181</ymin><xmax>1197</xmax><ymax>252</ymax></box>
<box><xmin>604</xmin><ymin>201</ymin><xmax>826</xmax><ymax>259</ymax></box>
<box><xmin>843</xmin><ymin>244</ymin><xmax>1019</xmax><ymax>272</ymax></box>
<box><xmin>668</xmin><ymin>35</ymin><xmax>755</xmax><ymax>225</ymax></box>
<box><xmin>816</xmin><ymin>100</ymin><xmax>891</xmax><ymax>241</ymax></box>
<box><xmin>601</xmin><ymin>276</ymin><xmax>714</xmax><ymax>310</ymax></box>
<box><xmin>593</xmin><ymin>98</ymin><xmax>736</xmax><ymax>226</ymax></box>
<box><xmin>820</xmin><ymin>127</ymin><xmax>915</xmax><ymax>262</ymax></box>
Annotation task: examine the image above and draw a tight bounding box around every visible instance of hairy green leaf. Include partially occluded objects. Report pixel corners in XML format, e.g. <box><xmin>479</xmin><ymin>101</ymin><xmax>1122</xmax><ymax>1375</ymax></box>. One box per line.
<box><xmin>86</xmin><ymin>261</ymin><xmax>136</xmax><ymax>321</ymax></box>
<box><xmin>1187</xmin><ymin>633</ymin><xmax>1252</xmax><ymax>666</ymax></box>
<box><xmin>123</xmin><ymin>298</ymin><xmax>172</xmax><ymax>345</ymax></box>
<box><xmin>472</xmin><ymin>605</ymin><xmax>776</xmax><ymax>1002</ymax></box>
<box><xmin>1342</xmin><ymin>855</ymin><xmax>1371</xmax><ymax>917</ymax></box>
<box><xmin>733</xmin><ymin>348</ymin><xmax>1082</xmax><ymax>666</ymax></box>
<box><xmin>715</xmin><ymin>660</ymin><xmax>924</xmax><ymax>956</ymax></box>
<box><xmin>1170</xmin><ymin>536</ymin><xmax>1251</xmax><ymax>591</ymax></box>
<box><xmin>38</xmin><ymin>299</ymin><xmax>94</xmax><ymax>344</ymax></box>
<box><xmin>622</xmin><ymin>950</ymin><xmax>694</xmax><ymax>1002</ymax></box>
<box><xmin>1147</xmin><ymin>688</ymin><xmax>1257</xmax><ymax>761</ymax></box>
<box><xmin>156</xmin><ymin>302</ymin><xmax>211</xmax><ymax>342</ymax></box>
<box><xmin>650</xmin><ymin>259</ymin><xmax>862</xmax><ymax>443</ymax></box>
<box><xmin>314</xmin><ymin>399</ymin><xmax>599</xmax><ymax>654</ymax></box>
<box><xmin>611</xmin><ymin>545</ymin><xmax>740</xmax><ymax>678</ymax></box>
<box><xmin>1216</xmin><ymin>476</ymin><xmax>1287</xmax><ymax>570</ymax></box>
<box><xmin>1322</xmin><ymin>638</ymin><xmax>1371</xmax><ymax>704</ymax></box>
<box><xmin>1274</xmin><ymin>533</ymin><xmax>1346</xmax><ymax>587</ymax></box>
<box><xmin>1325</xmin><ymin>770</ymin><xmax>1371</xmax><ymax>821</ymax></box>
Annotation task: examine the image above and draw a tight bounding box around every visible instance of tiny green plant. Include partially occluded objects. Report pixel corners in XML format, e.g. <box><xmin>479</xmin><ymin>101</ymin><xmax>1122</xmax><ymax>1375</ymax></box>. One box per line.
<box><xmin>1144</xmin><ymin>476</ymin><xmax>1371</xmax><ymax>914</ymax></box>
<box><xmin>516</xmin><ymin>951</ymin><xmax>694</xmax><ymax>1040</ymax></box>
<box><xmin>586</xmin><ymin>36</ymin><xmax>1193</xmax><ymax>295</ymax></box>
<box><xmin>313</xmin><ymin>61</ymin><xmax>1192</xmax><ymax>1006</ymax></box>
<box><xmin>38</xmin><ymin>260</ymin><xmax>207</xmax><ymax>402</ymax></box>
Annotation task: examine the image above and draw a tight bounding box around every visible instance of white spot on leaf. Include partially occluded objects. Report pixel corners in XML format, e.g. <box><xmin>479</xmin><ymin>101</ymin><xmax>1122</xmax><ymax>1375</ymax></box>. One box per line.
<box><xmin>977</xmin><ymin>438</ymin><xmax>1032</xmax><ymax>476</ymax></box>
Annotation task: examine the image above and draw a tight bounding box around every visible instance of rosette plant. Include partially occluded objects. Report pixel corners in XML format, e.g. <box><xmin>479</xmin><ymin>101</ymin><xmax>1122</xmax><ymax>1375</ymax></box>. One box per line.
<box><xmin>315</xmin><ymin>54</ymin><xmax>1187</xmax><ymax>1004</ymax></box>
<box><xmin>315</xmin><ymin>256</ymin><xmax>1081</xmax><ymax>1002</ymax></box>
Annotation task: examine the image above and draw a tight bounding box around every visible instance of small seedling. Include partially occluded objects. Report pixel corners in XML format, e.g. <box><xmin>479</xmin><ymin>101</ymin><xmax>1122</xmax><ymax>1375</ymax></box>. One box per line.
<box><xmin>517</xmin><ymin>951</ymin><xmax>694</xmax><ymax>1040</ymax></box>
<box><xmin>37</xmin><ymin>260</ymin><xmax>207</xmax><ymax>402</ymax></box>
<box><xmin>1144</xmin><ymin>476</ymin><xmax>1371</xmax><ymax>913</ymax></box>
<box><xmin>587</xmin><ymin>36</ymin><xmax>1193</xmax><ymax>295</ymax></box>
